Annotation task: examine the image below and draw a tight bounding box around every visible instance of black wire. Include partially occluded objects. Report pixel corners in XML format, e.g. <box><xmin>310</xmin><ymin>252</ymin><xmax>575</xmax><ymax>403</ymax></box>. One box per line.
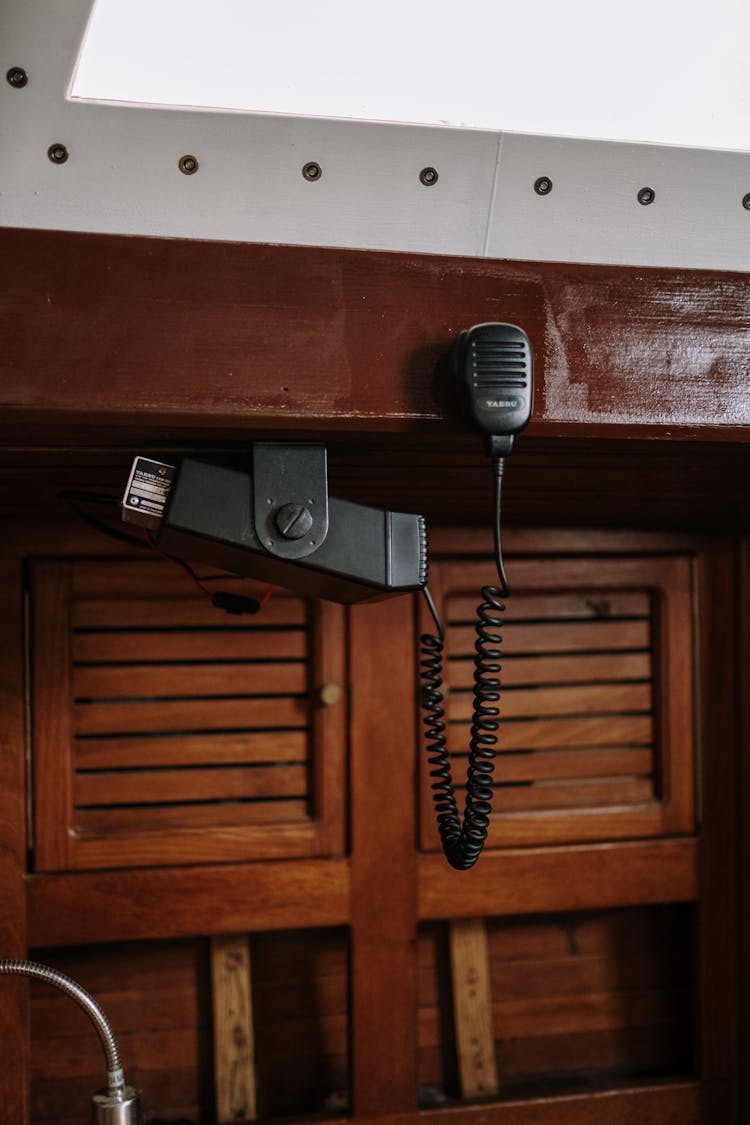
<box><xmin>419</xmin><ymin>456</ymin><xmax>509</xmax><ymax>870</ymax></box>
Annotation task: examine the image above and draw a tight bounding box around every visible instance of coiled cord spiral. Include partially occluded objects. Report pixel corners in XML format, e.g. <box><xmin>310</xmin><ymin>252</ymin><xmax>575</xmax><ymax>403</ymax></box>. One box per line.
<box><xmin>420</xmin><ymin>458</ymin><xmax>509</xmax><ymax>870</ymax></box>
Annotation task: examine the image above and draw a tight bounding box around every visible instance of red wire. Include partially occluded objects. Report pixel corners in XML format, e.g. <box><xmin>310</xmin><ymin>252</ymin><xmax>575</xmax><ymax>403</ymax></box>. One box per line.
<box><xmin>145</xmin><ymin>531</ymin><xmax>276</xmax><ymax>608</ymax></box>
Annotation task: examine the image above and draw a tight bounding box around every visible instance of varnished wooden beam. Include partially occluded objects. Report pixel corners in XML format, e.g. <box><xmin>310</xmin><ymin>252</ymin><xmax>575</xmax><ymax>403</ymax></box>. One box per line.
<box><xmin>349</xmin><ymin>598</ymin><xmax>419</xmax><ymax>1114</ymax></box>
<box><xmin>418</xmin><ymin>838</ymin><xmax>698</xmax><ymax>920</ymax></box>
<box><xmin>2</xmin><ymin>228</ymin><xmax>750</xmax><ymax>443</ymax></box>
<box><xmin>26</xmin><ymin>859</ymin><xmax>350</xmax><ymax>946</ymax></box>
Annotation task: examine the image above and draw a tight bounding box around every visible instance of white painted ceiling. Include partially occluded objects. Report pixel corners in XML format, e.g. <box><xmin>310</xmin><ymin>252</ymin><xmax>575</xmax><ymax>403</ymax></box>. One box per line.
<box><xmin>2</xmin><ymin>0</ymin><xmax>750</xmax><ymax>271</ymax></box>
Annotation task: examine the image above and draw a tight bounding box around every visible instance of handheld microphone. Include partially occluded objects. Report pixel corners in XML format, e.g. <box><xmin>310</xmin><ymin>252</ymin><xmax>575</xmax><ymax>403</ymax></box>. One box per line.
<box><xmin>456</xmin><ymin>322</ymin><xmax>534</xmax><ymax>456</ymax></box>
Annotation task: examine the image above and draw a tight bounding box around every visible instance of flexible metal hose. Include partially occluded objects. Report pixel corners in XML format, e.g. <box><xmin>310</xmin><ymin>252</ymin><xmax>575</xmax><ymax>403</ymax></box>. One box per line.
<box><xmin>0</xmin><ymin>959</ymin><xmax>125</xmax><ymax>1095</ymax></box>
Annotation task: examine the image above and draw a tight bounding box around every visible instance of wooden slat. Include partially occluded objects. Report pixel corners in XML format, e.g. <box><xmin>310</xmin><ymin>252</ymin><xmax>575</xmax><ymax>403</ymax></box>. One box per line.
<box><xmin>447</xmin><ymin>650</ymin><xmax>651</xmax><ymax>687</ymax></box>
<box><xmin>449</xmin><ymin>919</ymin><xmax>499</xmax><ymax>1099</ymax></box>
<box><xmin>447</xmin><ymin>714</ymin><xmax>653</xmax><ymax>752</ymax></box>
<box><xmin>73</xmin><ymin>661</ymin><xmax>307</xmax><ymax>699</ymax></box>
<box><xmin>74</xmin><ymin>764</ymin><xmax>308</xmax><ymax>807</ymax></box>
<box><xmin>491</xmin><ymin>747</ymin><xmax>653</xmax><ymax>783</ymax></box>
<box><xmin>70</xmin><ymin>560</ymin><xmax>280</xmax><ymax>600</ymax></box>
<box><xmin>418</xmin><ymin>839</ymin><xmax>698</xmax><ymax>920</ymax></box>
<box><xmin>211</xmin><ymin>935</ymin><xmax>257</xmax><ymax>1124</ymax></box>
<box><xmin>447</xmin><ymin>681</ymin><xmax>651</xmax><ymax>721</ymax></box>
<box><xmin>74</xmin><ymin>730</ymin><xmax>308</xmax><ymax>769</ymax></box>
<box><xmin>26</xmin><ymin>859</ymin><xmax>351</xmax><ymax>945</ymax></box>
<box><xmin>72</xmin><ymin>629</ymin><xmax>307</xmax><ymax>662</ymax></box>
<box><xmin>73</xmin><ymin>595</ymin><xmax>306</xmax><ymax>629</ymax></box>
<box><xmin>76</xmin><ymin>800</ymin><xmax>308</xmax><ymax>833</ymax></box>
<box><xmin>455</xmin><ymin>777</ymin><xmax>655</xmax><ymax>812</ymax></box>
<box><xmin>448</xmin><ymin>618</ymin><xmax>650</xmax><ymax>655</ymax></box>
<box><xmin>74</xmin><ymin>695</ymin><xmax>308</xmax><ymax>735</ymax></box>
<box><xmin>447</xmin><ymin>590</ymin><xmax>651</xmax><ymax>622</ymax></box>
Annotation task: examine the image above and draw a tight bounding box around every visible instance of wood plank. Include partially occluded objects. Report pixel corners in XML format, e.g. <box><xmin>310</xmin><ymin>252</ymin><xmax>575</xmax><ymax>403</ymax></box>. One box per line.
<box><xmin>73</xmin><ymin>695</ymin><xmax>308</xmax><ymax>735</ymax></box>
<box><xmin>471</xmin><ymin>777</ymin><xmax>655</xmax><ymax>813</ymax></box>
<box><xmin>211</xmin><ymin>935</ymin><xmax>257</xmax><ymax>1124</ymax></box>
<box><xmin>73</xmin><ymin>595</ymin><xmax>306</xmax><ymax>628</ymax></box>
<box><xmin>447</xmin><ymin>650</ymin><xmax>651</xmax><ymax>687</ymax></box>
<box><xmin>490</xmin><ymin>747</ymin><xmax>653</xmax><ymax>783</ymax></box>
<box><xmin>447</xmin><ymin>681</ymin><xmax>651</xmax><ymax>721</ymax></box>
<box><xmin>349</xmin><ymin>598</ymin><xmax>418</xmax><ymax>1114</ymax></box>
<box><xmin>31</xmin><ymin>562</ymin><xmax>75</xmax><ymax>872</ymax></box>
<box><xmin>74</xmin><ymin>730</ymin><xmax>308</xmax><ymax>769</ymax></box>
<box><xmin>74</xmin><ymin>764</ymin><xmax>308</xmax><ymax>806</ymax></box>
<box><xmin>448</xmin><ymin>618</ymin><xmax>650</xmax><ymax>655</ymax></box>
<box><xmin>697</xmin><ymin>543</ymin><xmax>741</xmax><ymax>1122</ymax></box>
<box><xmin>26</xmin><ymin>859</ymin><xmax>351</xmax><ymax>945</ymax></box>
<box><xmin>447</xmin><ymin>590</ymin><xmax>651</xmax><ymax>622</ymax></box>
<box><xmin>4</xmin><ymin>226</ymin><xmax>750</xmax><ymax>444</ymax></box>
<box><xmin>0</xmin><ymin>560</ymin><xmax>30</xmax><ymax>1125</ymax></box>
<box><xmin>447</xmin><ymin>714</ymin><xmax>653</xmax><ymax>752</ymax></box>
<box><xmin>285</xmin><ymin>1082</ymin><xmax>700</xmax><ymax>1125</ymax></box>
<box><xmin>73</xmin><ymin>660</ymin><xmax>308</xmax><ymax>699</ymax></box>
<box><xmin>76</xmin><ymin>800</ymin><xmax>308</xmax><ymax>833</ymax></box>
<box><xmin>70</xmin><ymin>559</ymin><xmax>288</xmax><ymax>600</ymax></box>
<box><xmin>449</xmin><ymin>919</ymin><xmax>499</xmax><ymax>1099</ymax></box>
<box><xmin>418</xmin><ymin>838</ymin><xmax>698</xmax><ymax>920</ymax></box>
<box><xmin>72</xmin><ymin>628</ymin><xmax>307</xmax><ymax>663</ymax></box>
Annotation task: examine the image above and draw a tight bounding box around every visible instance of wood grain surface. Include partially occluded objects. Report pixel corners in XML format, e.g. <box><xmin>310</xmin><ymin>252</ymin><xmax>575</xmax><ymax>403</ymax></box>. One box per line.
<box><xmin>2</xmin><ymin>228</ymin><xmax>750</xmax><ymax>443</ymax></box>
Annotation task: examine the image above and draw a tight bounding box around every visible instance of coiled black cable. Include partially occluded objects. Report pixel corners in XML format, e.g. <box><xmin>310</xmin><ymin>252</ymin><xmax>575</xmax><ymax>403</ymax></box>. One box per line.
<box><xmin>420</xmin><ymin>458</ymin><xmax>509</xmax><ymax>870</ymax></box>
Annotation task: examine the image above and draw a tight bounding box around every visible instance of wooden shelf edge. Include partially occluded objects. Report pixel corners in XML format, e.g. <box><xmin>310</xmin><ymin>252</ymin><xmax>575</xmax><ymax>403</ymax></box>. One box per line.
<box><xmin>270</xmin><ymin>1080</ymin><xmax>699</xmax><ymax>1125</ymax></box>
<box><xmin>418</xmin><ymin>837</ymin><xmax>698</xmax><ymax>920</ymax></box>
<box><xmin>26</xmin><ymin>857</ymin><xmax>351</xmax><ymax>947</ymax></box>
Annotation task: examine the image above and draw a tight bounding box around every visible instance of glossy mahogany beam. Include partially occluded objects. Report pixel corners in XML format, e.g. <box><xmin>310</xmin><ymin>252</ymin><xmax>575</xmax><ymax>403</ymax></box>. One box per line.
<box><xmin>2</xmin><ymin>227</ymin><xmax>750</xmax><ymax>443</ymax></box>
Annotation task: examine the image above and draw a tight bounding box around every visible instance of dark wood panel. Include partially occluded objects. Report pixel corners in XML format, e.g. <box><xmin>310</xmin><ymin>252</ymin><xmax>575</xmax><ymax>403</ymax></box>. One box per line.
<box><xmin>418</xmin><ymin>839</ymin><xmax>698</xmax><ymax>921</ymax></box>
<box><xmin>448</xmin><ymin>618</ymin><xmax>650</xmax><ymax>654</ymax></box>
<box><xmin>696</xmin><ymin>543</ymin><xmax>741</xmax><ymax>1123</ymax></box>
<box><xmin>73</xmin><ymin>660</ymin><xmax>308</xmax><ymax>698</ymax></box>
<box><xmin>2</xmin><ymin>227</ymin><xmax>750</xmax><ymax>444</ymax></box>
<box><xmin>0</xmin><ymin>561</ymin><xmax>30</xmax><ymax>1125</ymax></box>
<box><xmin>309</xmin><ymin>1082</ymin><xmax>700</xmax><ymax>1124</ymax></box>
<box><xmin>28</xmin><ymin>940</ymin><xmax>210</xmax><ymax>1125</ymax></box>
<box><xmin>72</xmin><ymin>628</ymin><xmax>307</xmax><ymax>662</ymax></box>
<box><xmin>741</xmin><ymin>538</ymin><xmax>750</xmax><ymax>1122</ymax></box>
<box><xmin>349</xmin><ymin>598</ymin><xmax>418</xmax><ymax>1114</ymax></box>
<box><xmin>26</xmin><ymin>859</ymin><xmax>350</xmax><ymax>946</ymax></box>
<box><xmin>73</xmin><ymin>594</ymin><xmax>306</xmax><ymax>628</ymax></box>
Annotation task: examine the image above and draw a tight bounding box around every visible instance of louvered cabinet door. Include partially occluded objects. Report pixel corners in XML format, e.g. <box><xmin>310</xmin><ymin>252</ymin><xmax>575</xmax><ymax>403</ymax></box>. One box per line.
<box><xmin>30</xmin><ymin>558</ymin><xmax>346</xmax><ymax>870</ymax></box>
<box><xmin>419</xmin><ymin>551</ymin><xmax>696</xmax><ymax>849</ymax></box>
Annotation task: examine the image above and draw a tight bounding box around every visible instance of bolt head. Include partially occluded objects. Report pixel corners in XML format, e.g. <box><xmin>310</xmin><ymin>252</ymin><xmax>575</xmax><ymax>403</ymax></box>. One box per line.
<box><xmin>47</xmin><ymin>143</ymin><xmax>69</xmax><ymax>164</ymax></box>
<box><xmin>6</xmin><ymin>67</ymin><xmax>28</xmax><ymax>88</ymax></box>
<box><xmin>275</xmin><ymin>503</ymin><xmax>314</xmax><ymax>539</ymax></box>
<box><xmin>742</xmin><ymin>193</ymin><xmax>750</xmax><ymax>211</ymax></box>
<box><xmin>637</xmin><ymin>186</ymin><xmax>655</xmax><ymax>206</ymax></box>
<box><xmin>419</xmin><ymin>166</ymin><xmax>439</xmax><ymax>186</ymax></box>
<box><xmin>302</xmin><ymin>161</ymin><xmax>322</xmax><ymax>181</ymax></box>
<box><xmin>179</xmin><ymin>154</ymin><xmax>199</xmax><ymax>175</ymax></box>
<box><xmin>534</xmin><ymin>176</ymin><xmax>553</xmax><ymax>196</ymax></box>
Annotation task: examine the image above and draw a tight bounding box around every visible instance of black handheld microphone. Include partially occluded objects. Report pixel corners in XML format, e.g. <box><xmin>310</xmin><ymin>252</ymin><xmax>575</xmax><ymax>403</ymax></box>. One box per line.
<box><xmin>456</xmin><ymin>322</ymin><xmax>534</xmax><ymax>456</ymax></box>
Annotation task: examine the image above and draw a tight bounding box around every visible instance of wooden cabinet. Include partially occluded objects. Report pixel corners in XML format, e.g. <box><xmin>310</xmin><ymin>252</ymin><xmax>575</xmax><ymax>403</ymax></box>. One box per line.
<box><xmin>12</xmin><ymin>524</ymin><xmax>717</xmax><ymax>1123</ymax></box>
<box><xmin>1</xmin><ymin>230</ymin><xmax>748</xmax><ymax>1125</ymax></box>
<box><xmin>30</xmin><ymin>558</ymin><xmax>346</xmax><ymax>870</ymax></box>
